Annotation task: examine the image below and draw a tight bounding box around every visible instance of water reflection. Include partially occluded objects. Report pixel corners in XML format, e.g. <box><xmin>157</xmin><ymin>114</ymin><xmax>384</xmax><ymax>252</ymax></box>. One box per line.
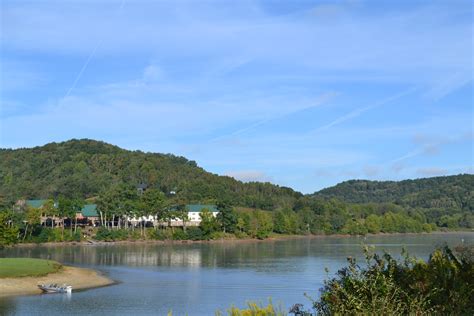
<box><xmin>0</xmin><ymin>233</ymin><xmax>472</xmax><ymax>316</ymax></box>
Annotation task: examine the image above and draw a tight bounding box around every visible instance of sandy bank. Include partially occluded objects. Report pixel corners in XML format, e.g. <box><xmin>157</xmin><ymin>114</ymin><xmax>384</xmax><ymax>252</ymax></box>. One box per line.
<box><xmin>0</xmin><ymin>266</ymin><xmax>114</xmax><ymax>298</ymax></box>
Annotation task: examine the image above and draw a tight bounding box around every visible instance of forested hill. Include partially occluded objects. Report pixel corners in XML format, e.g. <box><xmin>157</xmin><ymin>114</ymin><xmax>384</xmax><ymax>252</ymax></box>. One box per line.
<box><xmin>314</xmin><ymin>175</ymin><xmax>474</xmax><ymax>212</ymax></box>
<box><xmin>1</xmin><ymin>139</ymin><xmax>473</xmax><ymax>215</ymax></box>
<box><xmin>0</xmin><ymin>139</ymin><xmax>301</xmax><ymax>209</ymax></box>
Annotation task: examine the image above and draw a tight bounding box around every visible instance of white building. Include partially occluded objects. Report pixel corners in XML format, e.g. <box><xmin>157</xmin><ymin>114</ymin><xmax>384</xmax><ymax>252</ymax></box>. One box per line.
<box><xmin>128</xmin><ymin>204</ymin><xmax>219</xmax><ymax>227</ymax></box>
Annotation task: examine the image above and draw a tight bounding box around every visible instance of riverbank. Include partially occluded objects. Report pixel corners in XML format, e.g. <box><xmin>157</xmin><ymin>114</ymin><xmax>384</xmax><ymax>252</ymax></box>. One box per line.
<box><xmin>0</xmin><ymin>265</ymin><xmax>115</xmax><ymax>298</ymax></box>
<box><xmin>8</xmin><ymin>230</ymin><xmax>472</xmax><ymax>248</ymax></box>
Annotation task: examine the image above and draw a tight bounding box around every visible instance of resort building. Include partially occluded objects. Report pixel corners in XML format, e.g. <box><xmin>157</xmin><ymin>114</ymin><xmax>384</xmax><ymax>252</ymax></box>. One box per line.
<box><xmin>16</xmin><ymin>199</ymin><xmax>218</xmax><ymax>228</ymax></box>
<box><xmin>75</xmin><ymin>204</ymin><xmax>100</xmax><ymax>226</ymax></box>
<box><xmin>16</xmin><ymin>200</ymin><xmax>99</xmax><ymax>227</ymax></box>
<box><xmin>128</xmin><ymin>204</ymin><xmax>219</xmax><ymax>227</ymax></box>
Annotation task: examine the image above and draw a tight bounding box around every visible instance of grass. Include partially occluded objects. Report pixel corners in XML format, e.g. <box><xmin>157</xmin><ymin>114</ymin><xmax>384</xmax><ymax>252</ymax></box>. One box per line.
<box><xmin>0</xmin><ymin>258</ymin><xmax>62</xmax><ymax>278</ymax></box>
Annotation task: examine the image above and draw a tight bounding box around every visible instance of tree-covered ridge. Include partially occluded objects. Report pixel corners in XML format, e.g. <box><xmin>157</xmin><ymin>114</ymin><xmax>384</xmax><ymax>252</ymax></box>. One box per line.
<box><xmin>314</xmin><ymin>174</ymin><xmax>474</xmax><ymax>211</ymax></box>
<box><xmin>0</xmin><ymin>139</ymin><xmax>301</xmax><ymax>210</ymax></box>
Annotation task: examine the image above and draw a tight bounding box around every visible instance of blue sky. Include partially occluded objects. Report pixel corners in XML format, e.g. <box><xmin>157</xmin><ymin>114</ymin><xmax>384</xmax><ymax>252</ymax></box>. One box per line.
<box><xmin>1</xmin><ymin>0</ymin><xmax>473</xmax><ymax>193</ymax></box>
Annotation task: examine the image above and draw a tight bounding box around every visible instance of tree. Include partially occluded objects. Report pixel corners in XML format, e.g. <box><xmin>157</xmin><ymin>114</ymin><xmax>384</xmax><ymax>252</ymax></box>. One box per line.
<box><xmin>200</xmin><ymin>209</ymin><xmax>218</xmax><ymax>238</ymax></box>
<box><xmin>249</xmin><ymin>211</ymin><xmax>273</xmax><ymax>239</ymax></box>
<box><xmin>174</xmin><ymin>204</ymin><xmax>188</xmax><ymax>231</ymax></box>
<box><xmin>23</xmin><ymin>207</ymin><xmax>41</xmax><ymax>241</ymax></box>
<box><xmin>42</xmin><ymin>200</ymin><xmax>57</xmax><ymax>228</ymax></box>
<box><xmin>216</xmin><ymin>202</ymin><xmax>237</xmax><ymax>233</ymax></box>
<box><xmin>365</xmin><ymin>214</ymin><xmax>381</xmax><ymax>234</ymax></box>
<box><xmin>57</xmin><ymin>197</ymin><xmax>79</xmax><ymax>237</ymax></box>
<box><xmin>0</xmin><ymin>211</ymin><xmax>19</xmax><ymax>247</ymax></box>
<box><xmin>141</xmin><ymin>188</ymin><xmax>167</xmax><ymax>228</ymax></box>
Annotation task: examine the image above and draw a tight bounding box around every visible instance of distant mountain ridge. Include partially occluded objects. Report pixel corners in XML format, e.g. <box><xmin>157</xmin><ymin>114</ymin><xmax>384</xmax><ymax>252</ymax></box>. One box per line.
<box><xmin>314</xmin><ymin>175</ymin><xmax>474</xmax><ymax>211</ymax></box>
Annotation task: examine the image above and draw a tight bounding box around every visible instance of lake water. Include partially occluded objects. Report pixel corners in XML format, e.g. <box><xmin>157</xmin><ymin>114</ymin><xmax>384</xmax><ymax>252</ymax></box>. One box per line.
<box><xmin>1</xmin><ymin>233</ymin><xmax>472</xmax><ymax>315</ymax></box>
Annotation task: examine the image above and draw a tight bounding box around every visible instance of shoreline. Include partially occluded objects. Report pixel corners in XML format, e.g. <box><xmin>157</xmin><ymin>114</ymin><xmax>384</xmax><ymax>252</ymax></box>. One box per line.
<box><xmin>9</xmin><ymin>230</ymin><xmax>473</xmax><ymax>248</ymax></box>
<box><xmin>0</xmin><ymin>265</ymin><xmax>115</xmax><ymax>298</ymax></box>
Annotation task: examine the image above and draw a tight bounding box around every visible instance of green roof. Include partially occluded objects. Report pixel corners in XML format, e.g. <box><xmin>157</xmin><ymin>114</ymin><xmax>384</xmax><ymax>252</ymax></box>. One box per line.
<box><xmin>185</xmin><ymin>204</ymin><xmax>219</xmax><ymax>212</ymax></box>
<box><xmin>26</xmin><ymin>200</ymin><xmax>48</xmax><ymax>208</ymax></box>
<box><xmin>81</xmin><ymin>204</ymin><xmax>98</xmax><ymax>217</ymax></box>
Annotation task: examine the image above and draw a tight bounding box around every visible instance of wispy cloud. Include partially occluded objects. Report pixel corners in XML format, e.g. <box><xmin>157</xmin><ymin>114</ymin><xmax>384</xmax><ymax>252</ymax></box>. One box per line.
<box><xmin>210</xmin><ymin>91</ymin><xmax>337</xmax><ymax>142</ymax></box>
<box><xmin>389</xmin><ymin>131</ymin><xmax>473</xmax><ymax>165</ymax></box>
<box><xmin>309</xmin><ymin>87</ymin><xmax>419</xmax><ymax>135</ymax></box>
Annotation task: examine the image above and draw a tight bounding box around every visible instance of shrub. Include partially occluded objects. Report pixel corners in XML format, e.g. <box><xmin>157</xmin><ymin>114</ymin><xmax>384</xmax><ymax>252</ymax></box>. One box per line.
<box><xmin>313</xmin><ymin>245</ymin><xmax>474</xmax><ymax>315</ymax></box>
<box><xmin>35</xmin><ymin>227</ymin><xmax>63</xmax><ymax>243</ymax></box>
<box><xmin>186</xmin><ymin>227</ymin><xmax>204</xmax><ymax>241</ymax></box>
<box><xmin>147</xmin><ymin>229</ymin><xmax>165</xmax><ymax>240</ymax></box>
<box><xmin>94</xmin><ymin>227</ymin><xmax>129</xmax><ymax>241</ymax></box>
<box><xmin>172</xmin><ymin>229</ymin><xmax>187</xmax><ymax>240</ymax></box>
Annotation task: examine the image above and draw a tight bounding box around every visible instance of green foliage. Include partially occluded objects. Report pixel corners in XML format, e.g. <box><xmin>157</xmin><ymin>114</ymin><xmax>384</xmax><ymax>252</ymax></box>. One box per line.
<box><xmin>172</xmin><ymin>228</ymin><xmax>187</xmax><ymax>240</ymax></box>
<box><xmin>273</xmin><ymin>210</ymin><xmax>299</xmax><ymax>234</ymax></box>
<box><xmin>316</xmin><ymin>174</ymin><xmax>474</xmax><ymax>209</ymax></box>
<box><xmin>200</xmin><ymin>209</ymin><xmax>220</xmax><ymax>238</ymax></box>
<box><xmin>186</xmin><ymin>227</ymin><xmax>204</xmax><ymax>240</ymax></box>
<box><xmin>314</xmin><ymin>245</ymin><xmax>474</xmax><ymax>315</ymax></box>
<box><xmin>217</xmin><ymin>201</ymin><xmax>238</xmax><ymax>233</ymax></box>
<box><xmin>247</xmin><ymin>211</ymin><xmax>273</xmax><ymax>239</ymax></box>
<box><xmin>0</xmin><ymin>211</ymin><xmax>19</xmax><ymax>247</ymax></box>
<box><xmin>94</xmin><ymin>227</ymin><xmax>129</xmax><ymax>241</ymax></box>
<box><xmin>35</xmin><ymin>227</ymin><xmax>63</xmax><ymax>243</ymax></box>
<box><xmin>147</xmin><ymin>228</ymin><xmax>166</xmax><ymax>240</ymax></box>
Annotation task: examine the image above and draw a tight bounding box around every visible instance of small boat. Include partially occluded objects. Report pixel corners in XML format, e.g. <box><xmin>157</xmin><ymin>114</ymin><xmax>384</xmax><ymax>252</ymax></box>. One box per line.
<box><xmin>38</xmin><ymin>283</ymin><xmax>72</xmax><ymax>294</ymax></box>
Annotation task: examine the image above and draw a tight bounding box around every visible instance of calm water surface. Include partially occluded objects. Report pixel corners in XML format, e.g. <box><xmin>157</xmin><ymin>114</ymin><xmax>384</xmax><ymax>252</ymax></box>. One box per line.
<box><xmin>1</xmin><ymin>233</ymin><xmax>472</xmax><ymax>315</ymax></box>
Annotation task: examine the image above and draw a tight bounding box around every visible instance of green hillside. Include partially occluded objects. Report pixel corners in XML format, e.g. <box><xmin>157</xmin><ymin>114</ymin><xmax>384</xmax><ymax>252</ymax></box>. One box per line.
<box><xmin>0</xmin><ymin>139</ymin><xmax>301</xmax><ymax>210</ymax></box>
<box><xmin>314</xmin><ymin>175</ymin><xmax>474</xmax><ymax>212</ymax></box>
<box><xmin>0</xmin><ymin>139</ymin><xmax>473</xmax><ymax>244</ymax></box>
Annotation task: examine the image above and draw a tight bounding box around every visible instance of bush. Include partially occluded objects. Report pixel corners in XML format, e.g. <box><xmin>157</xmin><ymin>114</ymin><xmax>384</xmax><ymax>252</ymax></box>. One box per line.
<box><xmin>186</xmin><ymin>227</ymin><xmax>204</xmax><ymax>241</ymax></box>
<box><xmin>147</xmin><ymin>229</ymin><xmax>165</xmax><ymax>240</ymax></box>
<box><xmin>172</xmin><ymin>229</ymin><xmax>187</xmax><ymax>240</ymax></box>
<box><xmin>94</xmin><ymin>227</ymin><xmax>129</xmax><ymax>241</ymax></box>
<box><xmin>35</xmin><ymin>227</ymin><xmax>63</xmax><ymax>243</ymax></box>
<box><xmin>64</xmin><ymin>229</ymin><xmax>82</xmax><ymax>242</ymax></box>
<box><xmin>313</xmin><ymin>245</ymin><xmax>474</xmax><ymax>315</ymax></box>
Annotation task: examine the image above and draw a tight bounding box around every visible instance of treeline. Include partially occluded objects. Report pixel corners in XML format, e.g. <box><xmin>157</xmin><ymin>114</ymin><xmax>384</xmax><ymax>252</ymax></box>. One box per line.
<box><xmin>0</xmin><ymin>190</ymin><xmax>439</xmax><ymax>247</ymax></box>
<box><xmin>311</xmin><ymin>175</ymin><xmax>474</xmax><ymax>233</ymax></box>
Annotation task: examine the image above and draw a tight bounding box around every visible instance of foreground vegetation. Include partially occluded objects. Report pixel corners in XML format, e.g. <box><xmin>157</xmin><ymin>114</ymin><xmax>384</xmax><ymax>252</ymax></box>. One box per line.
<box><xmin>215</xmin><ymin>245</ymin><xmax>474</xmax><ymax>315</ymax></box>
<box><xmin>0</xmin><ymin>258</ymin><xmax>62</xmax><ymax>278</ymax></box>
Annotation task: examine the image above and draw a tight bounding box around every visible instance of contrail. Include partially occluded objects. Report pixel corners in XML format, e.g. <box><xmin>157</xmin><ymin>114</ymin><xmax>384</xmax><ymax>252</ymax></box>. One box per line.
<box><xmin>63</xmin><ymin>0</ymin><xmax>126</xmax><ymax>99</ymax></box>
<box><xmin>209</xmin><ymin>92</ymin><xmax>337</xmax><ymax>143</ymax></box>
<box><xmin>64</xmin><ymin>40</ymin><xmax>103</xmax><ymax>99</ymax></box>
<box><xmin>309</xmin><ymin>86</ymin><xmax>419</xmax><ymax>135</ymax></box>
